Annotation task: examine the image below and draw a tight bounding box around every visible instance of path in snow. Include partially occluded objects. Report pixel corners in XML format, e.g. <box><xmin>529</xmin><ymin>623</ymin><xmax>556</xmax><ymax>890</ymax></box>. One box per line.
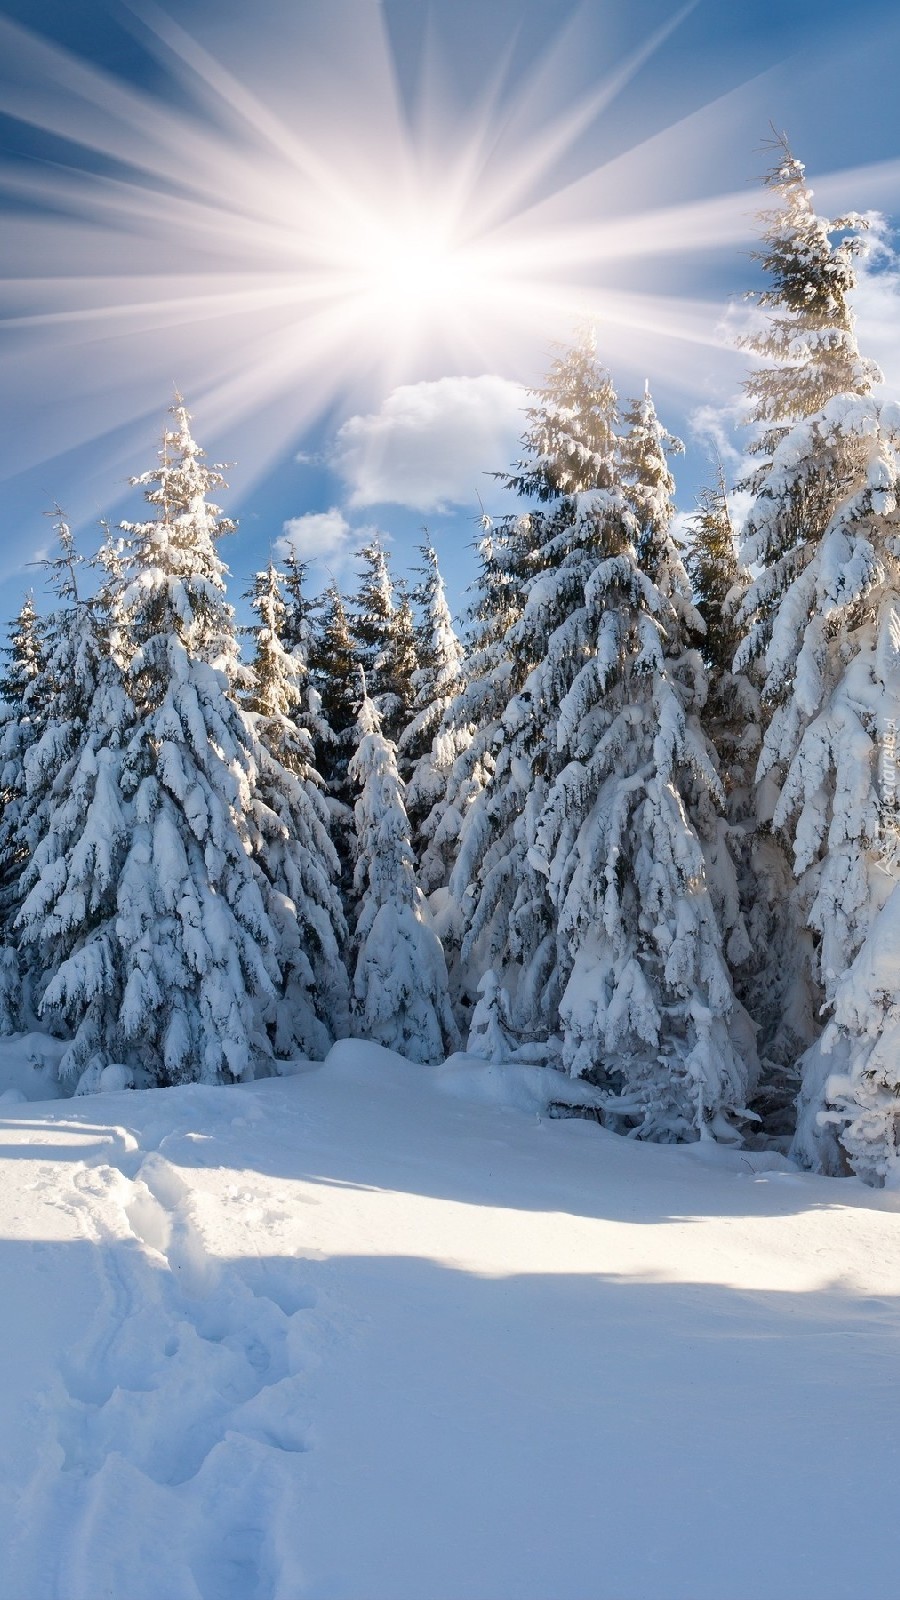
<box><xmin>1</xmin><ymin>1041</ymin><xmax>899</xmax><ymax>1599</ymax></box>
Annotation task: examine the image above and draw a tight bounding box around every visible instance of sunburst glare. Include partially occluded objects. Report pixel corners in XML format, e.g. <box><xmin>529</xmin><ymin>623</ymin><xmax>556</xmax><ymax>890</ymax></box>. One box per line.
<box><xmin>1</xmin><ymin>0</ymin><xmax>898</xmax><ymax>528</ymax></box>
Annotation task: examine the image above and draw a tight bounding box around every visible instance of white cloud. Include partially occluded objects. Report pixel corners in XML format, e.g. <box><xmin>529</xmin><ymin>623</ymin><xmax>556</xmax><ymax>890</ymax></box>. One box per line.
<box><xmin>688</xmin><ymin>398</ymin><xmax>748</xmax><ymax>471</ymax></box>
<box><xmin>330</xmin><ymin>374</ymin><xmax>527</xmax><ymax>513</ymax></box>
<box><xmin>853</xmin><ymin>240</ymin><xmax>900</xmax><ymax>396</ymax></box>
<box><xmin>276</xmin><ymin>506</ymin><xmax>374</xmax><ymax>578</ymax></box>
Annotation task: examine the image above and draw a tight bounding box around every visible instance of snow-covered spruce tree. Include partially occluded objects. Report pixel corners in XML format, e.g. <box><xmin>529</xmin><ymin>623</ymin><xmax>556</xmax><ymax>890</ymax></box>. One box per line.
<box><xmin>348</xmin><ymin>541</ymin><xmax>417</xmax><ymax>744</ymax></box>
<box><xmin>280</xmin><ymin>548</ymin><xmax>315</xmax><ymax>674</ymax></box>
<box><xmin>400</xmin><ymin>541</ymin><xmax>464</xmax><ymax>847</ymax></box>
<box><xmin>108</xmin><ymin>400</ymin><xmax>284</xmax><ymax>1087</ymax></box>
<box><xmin>0</xmin><ymin>593</ymin><xmax>48</xmax><ymax>925</ymax></box>
<box><xmin>385</xmin><ymin>583</ymin><xmax>419</xmax><ymax>758</ymax></box>
<box><xmin>686</xmin><ymin>474</ymin><xmax>812</xmax><ymax>1129</ymax></box>
<box><xmin>348</xmin><ymin>686</ymin><xmax>457</xmax><ymax>1063</ymax></box>
<box><xmin>451</xmin><ymin>339</ymin><xmax>630</xmax><ymax>1046</ymax></box>
<box><xmin>243</xmin><ymin>560</ymin><xmax>310</xmax><ymax>772</ymax></box>
<box><xmin>414</xmin><ymin>508</ymin><xmax>535</xmax><ymax>914</ymax></box>
<box><xmin>734</xmin><ymin>142</ymin><xmax>900</xmax><ymax>1180</ymax></box>
<box><xmin>0</xmin><ymin>590</ymin><xmax>50</xmax><ymax>1030</ymax></box>
<box><xmin>525</xmin><ymin>376</ymin><xmax>753</xmax><ymax>1140</ymax></box>
<box><xmin>243</xmin><ymin>559</ymin><xmax>349</xmax><ymax>1056</ymax></box>
<box><xmin>13</xmin><ymin>521</ymin><xmax>135</xmax><ymax>1081</ymax></box>
<box><xmin>308</xmin><ymin>580</ymin><xmax>359</xmax><ymax>801</ymax></box>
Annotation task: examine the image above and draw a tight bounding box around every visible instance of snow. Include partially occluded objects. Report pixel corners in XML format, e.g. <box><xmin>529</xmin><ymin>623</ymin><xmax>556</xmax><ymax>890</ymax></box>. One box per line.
<box><xmin>1</xmin><ymin>1036</ymin><xmax>899</xmax><ymax>1599</ymax></box>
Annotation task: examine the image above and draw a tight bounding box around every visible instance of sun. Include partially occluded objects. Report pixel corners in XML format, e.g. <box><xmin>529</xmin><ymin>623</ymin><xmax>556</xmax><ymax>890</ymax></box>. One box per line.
<box><xmin>353</xmin><ymin>210</ymin><xmax>488</xmax><ymax>333</ymax></box>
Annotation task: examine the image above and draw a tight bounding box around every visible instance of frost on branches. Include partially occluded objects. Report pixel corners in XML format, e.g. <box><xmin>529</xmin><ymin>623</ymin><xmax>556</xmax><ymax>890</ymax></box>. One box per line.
<box><xmin>349</xmin><ymin>690</ymin><xmax>457</xmax><ymax>1064</ymax></box>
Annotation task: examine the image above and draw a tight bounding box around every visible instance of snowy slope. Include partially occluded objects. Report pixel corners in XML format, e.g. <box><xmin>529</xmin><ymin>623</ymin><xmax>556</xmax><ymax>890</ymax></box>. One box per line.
<box><xmin>1</xmin><ymin>1041</ymin><xmax>899</xmax><ymax>1600</ymax></box>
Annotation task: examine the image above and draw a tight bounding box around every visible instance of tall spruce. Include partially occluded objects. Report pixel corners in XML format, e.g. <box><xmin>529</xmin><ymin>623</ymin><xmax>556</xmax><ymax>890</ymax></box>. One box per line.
<box><xmin>348</xmin><ymin>541</ymin><xmax>417</xmax><ymax>744</ymax></box>
<box><xmin>525</xmin><ymin>368</ymin><xmax>752</xmax><ymax>1139</ymax></box>
<box><xmin>686</xmin><ymin>475</ymin><xmax>811</xmax><ymax>1129</ymax></box>
<box><xmin>450</xmin><ymin>338</ymin><xmax>627</xmax><ymax>1044</ymax></box>
<box><xmin>243</xmin><ymin>560</ymin><xmax>350</xmax><ymax>1056</ymax></box>
<box><xmin>108</xmin><ymin>400</ymin><xmax>282</xmax><ymax>1085</ymax></box>
<box><xmin>14</xmin><ymin>522</ymin><xmax>134</xmax><ymax>1083</ymax></box>
<box><xmin>0</xmin><ymin>589</ymin><xmax>51</xmax><ymax>1030</ymax></box>
<box><xmin>400</xmin><ymin>542</ymin><xmax>464</xmax><ymax>851</ymax></box>
<box><xmin>308</xmin><ymin>580</ymin><xmax>358</xmax><ymax>793</ymax></box>
<box><xmin>734</xmin><ymin>140</ymin><xmax>900</xmax><ymax>1180</ymax></box>
<box><xmin>0</xmin><ymin>593</ymin><xmax>48</xmax><ymax>929</ymax></box>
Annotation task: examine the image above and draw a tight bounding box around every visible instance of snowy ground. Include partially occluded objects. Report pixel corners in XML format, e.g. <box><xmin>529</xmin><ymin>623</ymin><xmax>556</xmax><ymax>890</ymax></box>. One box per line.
<box><xmin>1</xmin><ymin>1039</ymin><xmax>899</xmax><ymax>1600</ymax></box>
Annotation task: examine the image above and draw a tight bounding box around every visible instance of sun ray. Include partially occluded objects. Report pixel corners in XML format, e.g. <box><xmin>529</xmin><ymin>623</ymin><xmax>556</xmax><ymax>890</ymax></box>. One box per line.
<box><xmin>0</xmin><ymin>0</ymin><xmax>822</xmax><ymax>521</ymax></box>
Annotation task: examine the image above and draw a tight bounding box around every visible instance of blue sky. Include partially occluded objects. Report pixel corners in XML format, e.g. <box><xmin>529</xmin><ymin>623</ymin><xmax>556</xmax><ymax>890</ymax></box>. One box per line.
<box><xmin>2</xmin><ymin>0</ymin><xmax>900</xmax><ymax>630</ymax></box>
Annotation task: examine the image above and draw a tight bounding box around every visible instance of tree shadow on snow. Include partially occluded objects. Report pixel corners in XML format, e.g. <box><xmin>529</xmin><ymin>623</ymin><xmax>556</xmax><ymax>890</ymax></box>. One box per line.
<box><xmin>2</xmin><ymin>1227</ymin><xmax>900</xmax><ymax>1600</ymax></box>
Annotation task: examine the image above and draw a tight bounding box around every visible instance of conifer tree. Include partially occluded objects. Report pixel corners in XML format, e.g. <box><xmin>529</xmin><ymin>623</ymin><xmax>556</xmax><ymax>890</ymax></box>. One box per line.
<box><xmin>348</xmin><ymin>541</ymin><xmax>417</xmax><ymax>743</ymax></box>
<box><xmin>348</xmin><ymin>687</ymin><xmax>458</xmax><ymax>1063</ymax></box>
<box><xmin>0</xmin><ymin>587</ymin><xmax>52</xmax><ymax>1031</ymax></box>
<box><xmin>349</xmin><ymin>539</ymin><xmax>395</xmax><ymax>692</ymax></box>
<box><xmin>522</xmin><ymin>369</ymin><xmax>752</xmax><ymax>1139</ymax></box>
<box><xmin>449</xmin><ymin>338</ymin><xmax>654</xmax><ymax>1045</ymax></box>
<box><xmin>401</xmin><ymin>542</ymin><xmax>465</xmax><ymax>853</ymax></box>
<box><xmin>414</xmin><ymin>343</ymin><xmax>619</xmax><ymax>1029</ymax></box>
<box><xmin>686</xmin><ymin>475</ymin><xmax>811</xmax><ymax>1127</ymax></box>
<box><xmin>243</xmin><ymin>560</ymin><xmax>350</xmax><ymax>1055</ymax></box>
<box><xmin>280</xmin><ymin>548</ymin><xmax>316</xmax><ymax>674</ymax></box>
<box><xmin>243</xmin><ymin>561</ymin><xmax>309</xmax><ymax>770</ymax></box>
<box><xmin>106</xmin><ymin>399</ymin><xmax>282</xmax><ymax>1086</ymax></box>
<box><xmin>734</xmin><ymin>140</ymin><xmax>900</xmax><ymax>1180</ymax></box>
<box><xmin>414</xmin><ymin>509</ymin><xmax>535</xmax><ymax>914</ymax></box>
<box><xmin>0</xmin><ymin>593</ymin><xmax>48</xmax><ymax>929</ymax></box>
<box><xmin>14</xmin><ymin>523</ymin><xmax>134</xmax><ymax>1081</ymax></box>
<box><xmin>384</xmin><ymin>583</ymin><xmax>419</xmax><ymax>753</ymax></box>
<box><xmin>307</xmin><ymin>580</ymin><xmax>358</xmax><ymax>801</ymax></box>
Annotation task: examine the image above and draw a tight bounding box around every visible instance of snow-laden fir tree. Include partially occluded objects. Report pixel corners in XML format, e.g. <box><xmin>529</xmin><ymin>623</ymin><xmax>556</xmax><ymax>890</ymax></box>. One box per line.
<box><xmin>400</xmin><ymin>542</ymin><xmax>464</xmax><ymax>857</ymax></box>
<box><xmin>243</xmin><ymin>560</ymin><xmax>349</xmax><ymax>1056</ymax></box>
<box><xmin>527</xmin><ymin>377</ymin><xmax>753</xmax><ymax>1140</ymax></box>
<box><xmin>308</xmin><ymin>580</ymin><xmax>358</xmax><ymax>800</ymax></box>
<box><xmin>385</xmin><ymin>583</ymin><xmax>419</xmax><ymax>758</ymax></box>
<box><xmin>241</xmin><ymin>556</ymin><xmax>347</xmax><ymax>1056</ymax></box>
<box><xmin>450</xmin><ymin>337</ymin><xmax>628</xmax><ymax>1045</ymax></box>
<box><xmin>686</xmin><ymin>474</ymin><xmax>814</xmax><ymax>1128</ymax></box>
<box><xmin>349</xmin><ymin>541</ymin><xmax>395</xmax><ymax>713</ymax></box>
<box><xmin>348</xmin><ymin>685</ymin><xmax>458</xmax><ymax>1063</ymax></box>
<box><xmin>280</xmin><ymin>547</ymin><xmax>315</xmax><ymax>675</ymax></box>
<box><xmin>348</xmin><ymin>541</ymin><xmax>417</xmax><ymax>744</ymax></box>
<box><xmin>13</xmin><ymin>522</ymin><xmax>135</xmax><ymax>1083</ymax></box>
<box><xmin>0</xmin><ymin>590</ymin><xmax>50</xmax><ymax>1030</ymax></box>
<box><xmin>734</xmin><ymin>141</ymin><xmax>900</xmax><ymax>1180</ymax></box>
<box><xmin>243</xmin><ymin>560</ymin><xmax>310</xmax><ymax>770</ymax></box>
<box><xmin>108</xmin><ymin>399</ymin><xmax>283</xmax><ymax>1086</ymax></box>
<box><xmin>414</xmin><ymin>508</ymin><xmax>535</xmax><ymax>923</ymax></box>
<box><xmin>0</xmin><ymin>593</ymin><xmax>48</xmax><ymax>926</ymax></box>
<box><xmin>275</xmin><ymin>547</ymin><xmax>338</xmax><ymax>772</ymax></box>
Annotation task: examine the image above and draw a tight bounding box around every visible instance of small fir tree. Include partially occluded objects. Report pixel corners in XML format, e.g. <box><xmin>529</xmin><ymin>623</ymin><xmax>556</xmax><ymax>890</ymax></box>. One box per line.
<box><xmin>348</xmin><ymin>687</ymin><xmax>458</xmax><ymax>1063</ymax></box>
